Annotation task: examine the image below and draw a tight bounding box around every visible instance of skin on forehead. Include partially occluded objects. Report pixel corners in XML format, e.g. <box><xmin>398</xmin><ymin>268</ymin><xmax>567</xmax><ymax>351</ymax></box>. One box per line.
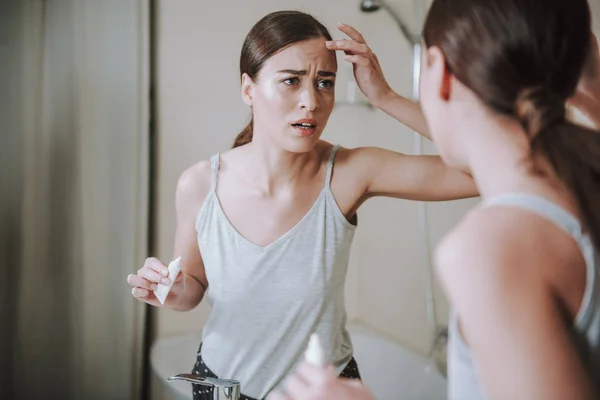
<box><xmin>258</xmin><ymin>38</ymin><xmax>338</xmax><ymax>80</ymax></box>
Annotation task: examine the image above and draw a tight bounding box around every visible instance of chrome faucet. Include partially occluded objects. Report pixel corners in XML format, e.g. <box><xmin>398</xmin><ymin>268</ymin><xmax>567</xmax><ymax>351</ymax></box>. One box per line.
<box><xmin>168</xmin><ymin>373</ymin><xmax>241</xmax><ymax>400</ymax></box>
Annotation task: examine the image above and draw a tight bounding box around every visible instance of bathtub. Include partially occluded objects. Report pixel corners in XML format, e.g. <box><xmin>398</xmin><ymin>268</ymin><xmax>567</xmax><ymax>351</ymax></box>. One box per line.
<box><xmin>150</xmin><ymin>323</ymin><xmax>447</xmax><ymax>399</ymax></box>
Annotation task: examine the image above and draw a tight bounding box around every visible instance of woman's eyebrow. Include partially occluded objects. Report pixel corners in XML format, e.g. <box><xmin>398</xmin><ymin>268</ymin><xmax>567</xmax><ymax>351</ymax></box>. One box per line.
<box><xmin>276</xmin><ymin>69</ymin><xmax>336</xmax><ymax>77</ymax></box>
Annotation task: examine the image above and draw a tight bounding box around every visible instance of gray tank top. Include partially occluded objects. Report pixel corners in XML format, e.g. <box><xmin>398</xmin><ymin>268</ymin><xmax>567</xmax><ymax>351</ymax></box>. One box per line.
<box><xmin>448</xmin><ymin>193</ymin><xmax>600</xmax><ymax>399</ymax></box>
<box><xmin>195</xmin><ymin>145</ymin><xmax>356</xmax><ymax>399</ymax></box>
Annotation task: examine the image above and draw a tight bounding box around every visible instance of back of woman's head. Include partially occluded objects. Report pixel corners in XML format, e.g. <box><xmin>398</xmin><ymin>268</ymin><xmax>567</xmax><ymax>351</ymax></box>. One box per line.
<box><xmin>232</xmin><ymin>11</ymin><xmax>333</xmax><ymax>148</ymax></box>
<box><xmin>423</xmin><ymin>0</ymin><xmax>600</xmax><ymax>249</ymax></box>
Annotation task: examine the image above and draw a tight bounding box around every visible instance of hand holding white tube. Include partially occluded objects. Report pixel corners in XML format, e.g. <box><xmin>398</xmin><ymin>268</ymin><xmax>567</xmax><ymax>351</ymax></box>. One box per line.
<box><xmin>267</xmin><ymin>333</ymin><xmax>374</xmax><ymax>400</ymax></box>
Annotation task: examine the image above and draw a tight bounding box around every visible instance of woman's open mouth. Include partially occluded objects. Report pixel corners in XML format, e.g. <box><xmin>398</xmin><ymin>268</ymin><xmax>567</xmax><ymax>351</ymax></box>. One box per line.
<box><xmin>291</xmin><ymin>119</ymin><xmax>318</xmax><ymax>136</ymax></box>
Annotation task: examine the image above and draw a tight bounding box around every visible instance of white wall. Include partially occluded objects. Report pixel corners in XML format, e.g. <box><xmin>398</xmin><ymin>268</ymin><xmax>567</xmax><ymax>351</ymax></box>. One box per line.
<box><xmin>153</xmin><ymin>0</ymin><xmax>478</xmax><ymax>357</ymax></box>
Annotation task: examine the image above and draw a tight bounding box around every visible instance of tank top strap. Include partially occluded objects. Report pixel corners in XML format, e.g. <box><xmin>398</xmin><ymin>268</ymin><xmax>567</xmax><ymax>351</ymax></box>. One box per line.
<box><xmin>325</xmin><ymin>145</ymin><xmax>341</xmax><ymax>189</ymax></box>
<box><xmin>209</xmin><ymin>153</ymin><xmax>220</xmax><ymax>192</ymax></box>
<box><xmin>481</xmin><ymin>193</ymin><xmax>585</xmax><ymax>242</ymax></box>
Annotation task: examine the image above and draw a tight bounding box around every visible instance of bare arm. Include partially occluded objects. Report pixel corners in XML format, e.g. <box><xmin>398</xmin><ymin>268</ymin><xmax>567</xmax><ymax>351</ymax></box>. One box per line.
<box><xmin>348</xmin><ymin>147</ymin><xmax>478</xmax><ymax>202</ymax></box>
<box><xmin>168</xmin><ymin>162</ymin><xmax>211</xmax><ymax>311</ymax></box>
<box><xmin>376</xmin><ymin>92</ymin><xmax>432</xmax><ymax>140</ymax></box>
<box><xmin>127</xmin><ymin>161</ymin><xmax>210</xmax><ymax>310</ymax></box>
<box><xmin>436</xmin><ymin>210</ymin><xmax>597</xmax><ymax>400</ymax></box>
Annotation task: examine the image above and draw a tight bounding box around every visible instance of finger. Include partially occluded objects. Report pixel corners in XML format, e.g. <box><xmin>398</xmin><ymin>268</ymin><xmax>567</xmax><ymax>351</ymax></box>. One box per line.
<box><xmin>345</xmin><ymin>378</ymin><xmax>365</xmax><ymax>388</ymax></box>
<box><xmin>131</xmin><ymin>286</ymin><xmax>150</xmax><ymax>300</ymax></box>
<box><xmin>139</xmin><ymin>266</ymin><xmax>170</xmax><ymax>285</ymax></box>
<box><xmin>127</xmin><ymin>274</ymin><xmax>157</xmax><ymax>290</ymax></box>
<box><xmin>145</xmin><ymin>257</ymin><xmax>169</xmax><ymax>277</ymax></box>
<box><xmin>325</xmin><ymin>39</ymin><xmax>369</xmax><ymax>55</ymax></box>
<box><xmin>283</xmin><ymin>374</ymin><xmax>309</xmax><ymax>398</ymax></box>
<box><xmin>337</xmin><ymin>23</ymin><xmax>366</xmax><ymax>44</ymax></box>
<box><xmin>344</xmin><ymin>54</ymin><xmax>371</xmax><ymax>68</ymax></box>
<box><xmin>297</xmin><ymin>363</ymin><xmax>336</xmax><ymax>385</ymax></box>
<box><xmin>266</xmin><ymin>390</ymin><xmax>292</xmax><ymax>400</ymax></box>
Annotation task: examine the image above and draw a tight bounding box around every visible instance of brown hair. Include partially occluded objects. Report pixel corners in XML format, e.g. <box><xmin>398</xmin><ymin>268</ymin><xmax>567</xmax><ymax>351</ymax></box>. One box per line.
<box><xmin>232</xmin><ymin>11</ymin><xmax>334</xmax><ymax>148</ymax></box>
<box><xmin>423</xmin><ymin>0</ymin><xmax>600</xmax><ymax>250</ymax></box>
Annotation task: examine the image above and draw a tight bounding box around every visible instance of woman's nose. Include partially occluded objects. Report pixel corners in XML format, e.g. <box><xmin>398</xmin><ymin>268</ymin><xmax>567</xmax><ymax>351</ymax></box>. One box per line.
<box><xmin>299</xmin><ymin>85</ymin><xmax>319</xmax><ymax>111</ymax></box>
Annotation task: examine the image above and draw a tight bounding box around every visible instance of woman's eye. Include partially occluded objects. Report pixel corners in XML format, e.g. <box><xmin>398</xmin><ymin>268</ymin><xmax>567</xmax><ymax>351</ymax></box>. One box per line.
<box><xmin>318</xmin><ymin>80</ymin><xmax>335</xmax><ymax>89</ymax></box>
<box><xmin>283</xmin><ymin>77</ymin><xmax>300</xmax><ymax>85</ymax></box>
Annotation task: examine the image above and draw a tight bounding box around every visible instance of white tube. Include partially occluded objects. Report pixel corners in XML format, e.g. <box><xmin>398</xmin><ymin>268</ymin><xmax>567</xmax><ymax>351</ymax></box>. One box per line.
<box><xmin>154</xmin><ymin>256</ymin><xmax>182</xmax><ymax>305</ymax></box>
<box><xmin>304</xmin><ymin>333</ymin><xmax>327</xmax><ymax>367</ymax></box>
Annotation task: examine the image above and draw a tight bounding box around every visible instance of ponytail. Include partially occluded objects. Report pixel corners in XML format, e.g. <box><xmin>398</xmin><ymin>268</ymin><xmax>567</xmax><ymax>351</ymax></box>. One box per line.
<box><xmin>516</xmin><ymin>87</ymin><xmax>600</xmax><ymax>250</ymax></box>
<box><xmin>232</xmin><ymin>117</ymin><xmax>253</xmax><ymax>149</ymax></box>
<box><xmin>534</xmin><ymin>123</ymin><xmax>600</xmax><ymax>250</ymax></box>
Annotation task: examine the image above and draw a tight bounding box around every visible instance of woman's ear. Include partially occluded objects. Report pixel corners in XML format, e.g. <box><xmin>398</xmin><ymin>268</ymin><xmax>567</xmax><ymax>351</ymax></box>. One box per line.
<box><xmin>241</xmin><ymin>73</ymin><xmax>255</xmax><ymax>106</ymax></box>
<box><xmin>427</xmin><ymin>46</ymin><xmax>452</xmax><ymax>102</ymax></box>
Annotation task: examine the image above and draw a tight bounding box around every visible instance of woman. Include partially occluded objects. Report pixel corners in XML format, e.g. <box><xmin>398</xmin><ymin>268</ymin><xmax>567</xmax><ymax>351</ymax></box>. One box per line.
<box><xmin>274</xmin><ymin>1</ymin><xmax>600</xmax><ymax>400</ymax></box>
<box><xmin>127</xmin><ymin>10</ymin><xmax>478</xmax><ymax>400</ymax></box>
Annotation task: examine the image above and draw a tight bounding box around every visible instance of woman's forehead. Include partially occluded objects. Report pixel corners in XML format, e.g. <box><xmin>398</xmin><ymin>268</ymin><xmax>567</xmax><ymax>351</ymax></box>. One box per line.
<box><xmin>261</xmin><ymin>38</ymin><xmax>338</xmax><ymax>72</ymax></box>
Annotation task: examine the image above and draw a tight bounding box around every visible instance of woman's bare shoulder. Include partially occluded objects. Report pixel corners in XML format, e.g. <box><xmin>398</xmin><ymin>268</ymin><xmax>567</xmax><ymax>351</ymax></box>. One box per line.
<box><xmin>175</xmin><ymin>159</ymin><xmax>213</xmax><ymax>212</ymax></box>
<box><xmin>435</xmin><ymin>205</ymin><xmax>575</xmax><ymax>303</ymax></box>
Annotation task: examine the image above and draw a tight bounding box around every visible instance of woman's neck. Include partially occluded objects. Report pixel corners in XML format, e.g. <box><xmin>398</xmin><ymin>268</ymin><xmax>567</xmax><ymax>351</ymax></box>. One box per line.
<box><xmin>459</xmin><ymin>108</ymin><xmax>542</xmax><ymax>198</ymax></box>
<box><xmin>242</xmin><ymin>138</ymin><xmax>322</xmax><ymax>196</ymax></box>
